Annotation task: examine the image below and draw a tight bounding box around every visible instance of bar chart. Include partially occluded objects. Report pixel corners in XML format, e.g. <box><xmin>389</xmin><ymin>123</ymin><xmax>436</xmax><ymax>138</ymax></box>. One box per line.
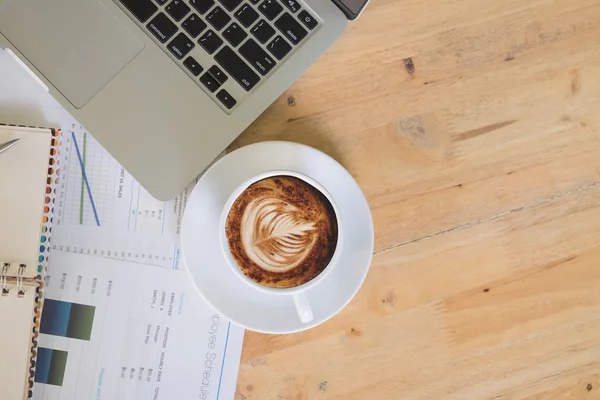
<box><xmin>34</xmin><ymin>348</ymin><xmax>68</xmax><ymax>387</ymax></box>
<box><xmin>39</xmin><ymin>299</ymin><xmax>95</xmax><ymax>341</ymax></box>
<box><xmin>33</xmin><ymin>252</ymin><xmax>243</xmax><ymax>400</ymax></box>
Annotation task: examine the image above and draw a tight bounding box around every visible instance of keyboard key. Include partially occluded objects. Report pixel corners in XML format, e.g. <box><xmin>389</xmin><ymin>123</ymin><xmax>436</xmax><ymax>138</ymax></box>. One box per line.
<box><xmin>206</xmin><ymin>6</ymin><xmax>231</xmax><ymax>30</ymax></box>
<box><xmin>119</xmin><ymin>0</ymin><xmax>158</xmax><ymax>23</ymax></box>
<box><xmin>189</xmin><ymin>0</ymin><xmax>215</xmax><ymax>14</ymax></box>
<box><xmin>275</xmin><ymin>13</ymin><xmax>307</xmax><ymax>44</ymax></box>
<box><xmin>182</xmin><ymin>14</ymin><xmax>207</xmax><ymax>37</ymax></box>
<box><xmin>298</xmin><ymin>10</ymin><xmax>317</xmax><ymax>29</ymax></box>
<box><xmin>239</xmin><ymin>39</ymin><xmax>275</xmax><ymax>75</ymax></box>
<box><xmin>155</xmin><ymin>0</ymin><xmax>168</xmax><ymax>5</ymax></box>
<box><xmin>249</xmin><ymin>0</ymin><xmax>260</xmax><ymax>4</ymax></box>
<box><xmin>147</xmin><ymin>12</ymin><xmax>178</xmax><ymax>43</ymax></box>
<box><xmin>208</xmin><ymin>65</ymin><xmax>228</xmax><ymax>84</ymax></box>
<box><xmin>218</xmin><ymin>0</ymin><xmax>242</xmax><ymax>12</ymax></box>
<box><xmin>216</xmin><ymin>89</ymin><xmax>237</xmax><ymax>109</ymax></box>
<box><xmin>198</xmin><ymin>30</ymin><xmax>224</xmax><ymax>54</ymax></box>
<box><xmin>215</xmin><ymin>46</ymin><xmax>260</xmax><ymax>91</ymax></box>
<box><xmin>259</xmin><ymin>0</ymin><xmax>283</xmax><ymax>20</ymax></box>
<box><xmin>223</xmin><ymin>22</ymin><xmax>248</xmax><ymax>47</ymax></box>
<box><xmin>183</xmin><ymin>56</ymin><xmax>204</xmax><ymax>76</ymax></box>
<box><xmin>251</xmin><ymin>19</ymin><xmax>276</xmax><ymax>43</ymax></box>
<box><xmin>166</xmin><ymin>0</ymin><xmax>191</xmax><ymax>21</ymax></box>
<box><xmin>235</xmin><ymin>4</ymin><xmax>259</xmax><ymax>28</ymax></box>
<box><xmin>168</xmin><ymin>33</ymin><xmax>195</xmax><ymax>59</ymax></box>
<box><xmin>267</xmin><ymin>35</ymin><xmax>292</xmax><ymax>60</ymax></box>
<box><xmin>281</xmin><ymin>0</ymin><xmax>300</xmax><ymax>13</ymax></box>
<box><xmin>200</xmin><ymin>72</ymin><xmax>221</xmax><ymax>92</ymax></box>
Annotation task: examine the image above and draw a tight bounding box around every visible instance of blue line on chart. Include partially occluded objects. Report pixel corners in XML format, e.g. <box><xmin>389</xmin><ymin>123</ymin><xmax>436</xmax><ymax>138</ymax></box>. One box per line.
<box><xmin>71</xmin><ymin>131</ymin><xmax>101</xmax><ymax>226</ymax></box>
<box><xmin>216</xmin><ymin>322</ymin><xmax>232</xmax><ymax>400</ymax></box>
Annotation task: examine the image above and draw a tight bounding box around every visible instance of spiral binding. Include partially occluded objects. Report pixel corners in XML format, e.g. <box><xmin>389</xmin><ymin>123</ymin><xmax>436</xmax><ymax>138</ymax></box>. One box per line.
<box><xmin>18</xmin><ymin>264</ymin><xmax>26</xmax><ymax>297</ymax></box>
<box><xmin>0</xmin><ymin>263</ymin><xmax>31</xmax><ymax>296</ymax></box>
<box><xmin>1</xmin><ymin>263</ymin><xmax>9</xmax><ymax>295</ymax></box>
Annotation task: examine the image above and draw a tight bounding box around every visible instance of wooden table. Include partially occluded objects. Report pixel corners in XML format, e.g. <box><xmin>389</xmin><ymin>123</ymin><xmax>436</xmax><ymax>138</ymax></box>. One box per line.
<box><xmin>230</xmin><ymin>0</ymin><xmax>600</xmax><ymax>398</ymax></box>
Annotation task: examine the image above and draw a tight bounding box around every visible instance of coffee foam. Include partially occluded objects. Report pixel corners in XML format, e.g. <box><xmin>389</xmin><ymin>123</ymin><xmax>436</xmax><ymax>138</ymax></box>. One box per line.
<box><xmin>225</xmin><ymin>175</ymin><xmax>338</xmax><ymax>289</ymax></box>
<box><xmin>241</xmin><ymin>197</ymin><xmax>317</xmax><ymax>273</ymax></box>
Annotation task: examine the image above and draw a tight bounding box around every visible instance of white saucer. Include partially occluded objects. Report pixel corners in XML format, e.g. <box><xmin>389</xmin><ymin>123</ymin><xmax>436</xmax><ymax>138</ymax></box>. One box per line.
<box><xmin>181</xmin><ymin>141</ymin><xmax>374</xmax><ymax>334</ymax></box>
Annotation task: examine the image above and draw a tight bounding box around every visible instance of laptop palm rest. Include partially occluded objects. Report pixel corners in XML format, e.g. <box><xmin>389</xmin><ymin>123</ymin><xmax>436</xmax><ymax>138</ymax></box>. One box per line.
<box><xmin>0</xmin><ymin>0</ymin><xmax>144</xmax><ymax>109</ymax></box>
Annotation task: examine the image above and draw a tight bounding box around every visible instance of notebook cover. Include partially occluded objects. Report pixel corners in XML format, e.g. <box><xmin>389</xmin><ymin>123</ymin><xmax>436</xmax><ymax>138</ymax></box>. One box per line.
<box><xmin>0</xmin><ymin>285</ymin><xmax>39</xmax><ymax>399</ymax></box>
<box><xmin>0</xmin><ymin>125</ymin><xmax>54</xmax><ymax>276</ymax></box>
<box><xmin>0</xmin><ymin>125</ymin><xmax>60</xmax><ymax>399</ymax></box>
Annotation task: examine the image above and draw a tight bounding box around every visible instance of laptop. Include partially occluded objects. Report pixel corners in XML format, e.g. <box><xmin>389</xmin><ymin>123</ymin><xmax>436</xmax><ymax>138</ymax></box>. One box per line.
<box><xmin>0</xmin><ymin>0</ymin><xmax>367</xmax><ymax>200</ymax></box>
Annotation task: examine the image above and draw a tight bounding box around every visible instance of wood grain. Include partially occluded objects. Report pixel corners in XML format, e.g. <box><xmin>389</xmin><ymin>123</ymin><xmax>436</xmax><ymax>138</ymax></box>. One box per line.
<box><xmin>231</xmin><ymin>0</ymin><xmax>600</xmax><ymax>398</ymax></box>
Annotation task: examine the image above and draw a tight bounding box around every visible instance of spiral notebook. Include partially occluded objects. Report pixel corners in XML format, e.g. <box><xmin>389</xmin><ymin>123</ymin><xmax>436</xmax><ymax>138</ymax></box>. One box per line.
<box><xmin>0</xmin><ymin>125</ymin><xmax>59</xmax><ymax>399</ymax></box>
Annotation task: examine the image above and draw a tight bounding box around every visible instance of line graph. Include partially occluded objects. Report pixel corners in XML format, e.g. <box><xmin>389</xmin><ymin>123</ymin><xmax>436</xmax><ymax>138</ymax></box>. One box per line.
<box><xmin>72</xmin><ymin>131</ymin><xmax>100</xmax><ymax>226</ymax></box>
<box><xmin>60</xmin><ymin>129</ymin><xmax>118</xmax><ymax>227</ymax></box>
<box><xmin>52</xmin><ymin>125</ymin><xmax>194</xmax><ymax>268</ymax></box>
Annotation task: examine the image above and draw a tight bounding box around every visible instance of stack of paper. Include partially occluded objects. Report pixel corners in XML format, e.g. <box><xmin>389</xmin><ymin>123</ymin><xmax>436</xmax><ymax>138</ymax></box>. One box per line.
<box><xmin>0</xmin><ymin>48</ymin><xmax>244</xmax><ymax>400</ymax></box>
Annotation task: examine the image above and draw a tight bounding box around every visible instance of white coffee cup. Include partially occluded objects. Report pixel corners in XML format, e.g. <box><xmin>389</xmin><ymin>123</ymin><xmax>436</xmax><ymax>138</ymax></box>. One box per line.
<box><xmin>219</xmin><ymin>170</ymin><xmax>343</xmax><ymax>324</ymax></box>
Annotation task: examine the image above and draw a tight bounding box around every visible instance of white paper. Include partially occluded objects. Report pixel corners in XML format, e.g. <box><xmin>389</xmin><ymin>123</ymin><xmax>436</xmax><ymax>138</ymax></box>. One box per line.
<box><xmin>0</xmin><ymin>49</ymin><xmax>72</xmax><ymax>129</ymax></box>
<box><xmin>33</xmin><ymin>252</ymin><xmax>244</xmax><ymax>400</ymax></box>
<box><xmin>51</xmin><ymin>125</ymin><xmax>194</xmax><ymax>269</ymax></box>
<box><xmin>0</xmin><ymin>48</ymin><xmax>244</xmax><ymax>400</ymax></box>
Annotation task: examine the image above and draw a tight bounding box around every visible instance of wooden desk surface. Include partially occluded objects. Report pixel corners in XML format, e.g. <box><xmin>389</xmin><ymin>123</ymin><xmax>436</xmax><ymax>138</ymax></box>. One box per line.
<box><xmin>230</xmin><ymin>0</ymin><xmax>600</xmax><ymax>398</ymax></box>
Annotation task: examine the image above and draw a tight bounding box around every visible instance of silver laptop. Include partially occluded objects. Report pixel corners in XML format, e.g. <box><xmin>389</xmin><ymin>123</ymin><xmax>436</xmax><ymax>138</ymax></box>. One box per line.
<box><xmin>0</xmin><ymin>0</ymin><xmax>367</xmax><ymax>200</ymax></box>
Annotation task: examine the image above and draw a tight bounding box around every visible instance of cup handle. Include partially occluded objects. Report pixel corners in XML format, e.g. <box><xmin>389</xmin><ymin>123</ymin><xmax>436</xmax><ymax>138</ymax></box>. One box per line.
<box><xmin>292</xmin><ymin>292</ymin><xmax>314</xmax><ymax>323</ymax></box>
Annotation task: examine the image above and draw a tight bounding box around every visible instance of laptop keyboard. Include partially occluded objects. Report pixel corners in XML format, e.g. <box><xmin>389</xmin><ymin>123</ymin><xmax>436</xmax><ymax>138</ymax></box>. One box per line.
<box><xmin>117</xmin><ymin>0</ymin><xmax>320</xmax><ymax>112</ymax></box>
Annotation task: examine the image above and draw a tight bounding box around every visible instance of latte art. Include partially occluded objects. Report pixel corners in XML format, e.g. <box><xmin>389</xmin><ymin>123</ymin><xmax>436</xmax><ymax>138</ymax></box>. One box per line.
<box><xmin>242</xmin><ymin>197</ymin><xmax>317</xmax><ymax>273</ymax></box>
<box><xmin>225</xmin><ymin>175</ymin><xmax>338</xmax><ymax>289</ymax></box>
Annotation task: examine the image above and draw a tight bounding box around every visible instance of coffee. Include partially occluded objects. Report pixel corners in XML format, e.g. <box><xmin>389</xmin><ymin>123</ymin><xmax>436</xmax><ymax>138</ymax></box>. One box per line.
<box><xmin>225</xmin><ymin>175</ymin><xmax>338</xmax><ymax>289</ymax></box>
